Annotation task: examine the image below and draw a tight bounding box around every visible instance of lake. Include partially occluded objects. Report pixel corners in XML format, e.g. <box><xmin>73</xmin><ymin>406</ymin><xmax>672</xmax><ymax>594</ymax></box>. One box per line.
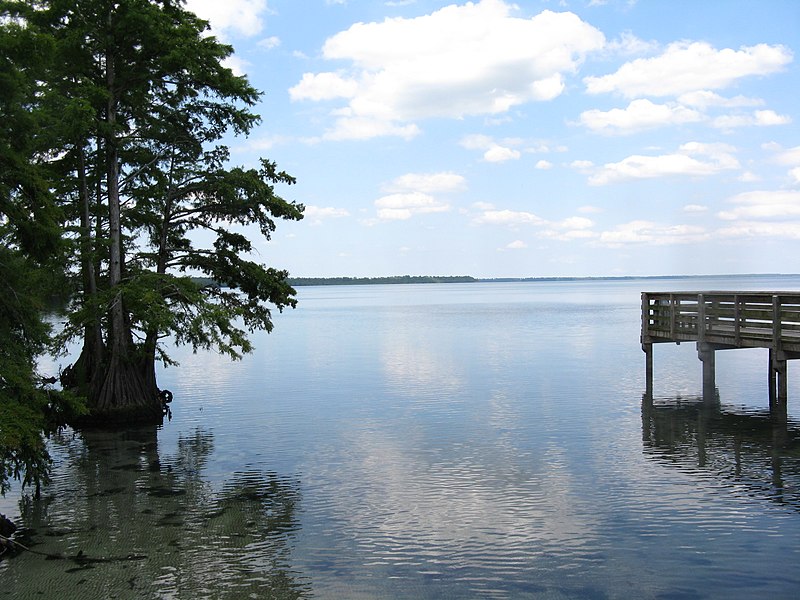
<box><xmin>2</xmin><ymin>275</ymin><xmax>800</xmax><ymax>599</ymax></box>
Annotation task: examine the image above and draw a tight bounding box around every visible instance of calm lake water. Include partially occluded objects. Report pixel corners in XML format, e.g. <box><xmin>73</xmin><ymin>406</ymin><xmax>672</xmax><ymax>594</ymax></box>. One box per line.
<box><xmin>3</xmin><ymin>276</ymin><xmax>800</xmax><ymax>599</ymax></box>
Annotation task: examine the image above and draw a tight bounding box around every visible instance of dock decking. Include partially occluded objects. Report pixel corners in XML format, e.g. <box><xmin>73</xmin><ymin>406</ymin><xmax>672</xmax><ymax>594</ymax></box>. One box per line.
<box><xmin>641</xmin><ymin>291</ymin><xmax>800</xmax><ymax>411</ymax></box>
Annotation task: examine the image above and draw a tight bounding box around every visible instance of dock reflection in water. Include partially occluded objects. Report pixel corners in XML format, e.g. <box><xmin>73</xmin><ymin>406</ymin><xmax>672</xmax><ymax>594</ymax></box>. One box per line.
<box><xmin>2</xmin><ymin>426</ymin><xmax>309</xmax><ymax>599</ymax></box>
<box><xmin>642</xmin><ymin>394</ymin><xmax>800</xmax><ymax>509</ymax></box>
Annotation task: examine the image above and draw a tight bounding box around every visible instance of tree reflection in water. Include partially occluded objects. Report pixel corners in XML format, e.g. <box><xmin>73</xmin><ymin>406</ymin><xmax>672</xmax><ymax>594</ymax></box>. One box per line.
<box><xmin>642</xmin><ymin>394</ymin><xmax>800</xmax><ymax>509</ymax></box>
<box><xmin>4</xmin><ymin>426</ymin><xmax>310</xmax><ymax>599</ymax></box>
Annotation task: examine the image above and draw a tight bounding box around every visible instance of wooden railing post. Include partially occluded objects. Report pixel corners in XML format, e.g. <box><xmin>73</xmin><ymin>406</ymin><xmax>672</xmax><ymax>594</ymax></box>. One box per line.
<box><xmin>669</xmin><ymin>294</ymin><xmax>676</xmax><ymax>339</ymax></box>
<box><xmin>698</xmin><ymin>293</ymin><xmax>705</xmax><ymax>341</ymax></box>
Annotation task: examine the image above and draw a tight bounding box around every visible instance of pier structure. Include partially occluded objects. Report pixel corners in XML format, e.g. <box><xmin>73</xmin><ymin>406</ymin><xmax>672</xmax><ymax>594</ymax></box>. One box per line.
<box><xmin>641</xmin><ymin>292</ymin><xmax>800</xmax><ymax>413</ymax></box>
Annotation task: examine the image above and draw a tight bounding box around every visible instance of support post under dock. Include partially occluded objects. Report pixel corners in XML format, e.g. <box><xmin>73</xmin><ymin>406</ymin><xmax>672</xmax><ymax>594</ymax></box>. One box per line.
<box><xmin>698</xmin><ymin>342</ymin><xmax>716</xmax><ymax>400</ymax></box>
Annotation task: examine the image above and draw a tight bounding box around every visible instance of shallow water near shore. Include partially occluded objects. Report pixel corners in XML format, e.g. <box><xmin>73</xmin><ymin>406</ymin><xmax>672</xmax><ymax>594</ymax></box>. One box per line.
<box><xmin>3</xmin><ymin>275</ymin><xmax>800</xmax><ymax>599</ymax></box>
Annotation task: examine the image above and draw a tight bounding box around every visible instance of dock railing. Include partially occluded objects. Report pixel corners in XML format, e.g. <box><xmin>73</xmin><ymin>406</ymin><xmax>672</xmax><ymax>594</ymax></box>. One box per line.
<box><xmin>641</xmin><ymin>292</ymin><xmax>800</xmax><ymax>353</ymax></box>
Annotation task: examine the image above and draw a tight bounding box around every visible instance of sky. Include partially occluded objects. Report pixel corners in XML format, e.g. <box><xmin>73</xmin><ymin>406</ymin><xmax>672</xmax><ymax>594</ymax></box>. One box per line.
<box><xmin>184</xmin><ymin>0</ymin><xmax>800</xmax><ymax>279</ymax></box>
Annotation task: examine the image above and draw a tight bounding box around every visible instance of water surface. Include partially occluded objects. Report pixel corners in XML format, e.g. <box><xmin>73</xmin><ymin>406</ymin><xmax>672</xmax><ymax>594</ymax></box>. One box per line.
<box><xmin>3</xmin><ymin>276</ymin><xmax>800</xmax><ymax>599</ymax></box>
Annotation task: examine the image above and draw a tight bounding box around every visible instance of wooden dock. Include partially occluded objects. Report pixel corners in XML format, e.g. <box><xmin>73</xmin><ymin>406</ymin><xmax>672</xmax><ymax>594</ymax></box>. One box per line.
<box><xmin>641</xmin><ymin>291</ymin><xmax>800</xmax><ymax>412</ymax></box>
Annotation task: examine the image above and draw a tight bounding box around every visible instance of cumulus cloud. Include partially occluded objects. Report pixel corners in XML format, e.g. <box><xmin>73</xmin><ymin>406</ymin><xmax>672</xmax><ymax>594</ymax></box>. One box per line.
<box><xmin>712</xmin><ymin>109</ymin><xmax>791</xmax><ymax>129</ymax></box>
<box><xmin>460</xmin><ymin>134</ymin><xmax>526</xmax><ymax>162</ymax></box>
<box><xmin>290</xmin><ymin>1</ymin><xmax>604</xmax><ymax>139</ymax></box>
<box><xmin>683</xmin><ymin>204</ymin><xmax>708</xmax><ymax>213</ymax></box>
<box><xmin>257</xmin><ymin>36</ymin><xmax>281</xmax><ymax>49</ymax></box>
<box><xmin>186</xmin><ymin>0</ymin><xmax>269</xmax><ymax>38</ymax></box>
<box><xmin>384</xmin><ymin>172</ymin><xmax>467</xmax><ymax>193</ymax></box>
<box><xmin>598</xmin><ymin>220</ymin><xmax>708</xmax><ymax>246</ymax></box>
<box><xmin>717</xmin><ymin>221</ymin><xmax>800</xmax><ymax>239</ymax></box>
<box><xmin>584</xmin><ymin>41</ymin><xmax>792</xmax><ymax>98</ymax></box>
<box><xmin>290</xmin><ymin>72</ymin><xmax>358</xmax><ymax>101</ymax></box>
<box><xmin>472</xmin><ymin>209</ymin><xmax>544</xmax><ymax>226</ymax></box>
<box><xmin>535</xmin><ymin>160</ymin><xmax>553</xmax><ymax>170</ymax></box>
<box><xmin>321</xmin><ymin>117</ymin><xmax>420</xmax><ymax>141</ymax></box>
<box><xmin>605</xmin><ymin>31</ymin><xmax>659</xmax><ymax>57</ymax></box>
<box><xmin>374</xmin><ymin>192</ymin><xmax>450</xmax><ymax>220</ymax></box>
<box><xmin>504</xmin><ymin>240</ymin><xmax>528</xmax><ymax>249</ymax></box>
<box><xmin>539</xmin><ymin>216</ymin><xmax>596</xmax><ymax>241</ymax></box>
<box><xmin>588</xmin><ymin>142</ymin><xmax>740</xmax><ymax>185</ymax></box>
<box><xmin>472</xmin><ymin>208</ymin><xmax>595</xmax><ymax>242</ymax></box>
<box><xmin>484</xmin><ymin>145</ymin><xmax>521</xmax><ymax>162</ymax></box>
<box><xmin>304</xmin><ymin>205</ymin><xmax>351</xmax><ymax>224</ymax></box>
<box><xmin>717</xmin><ymin>190</ymin><xmax>800</xmax><ymax>221</ymax></box>
<box><xmin>677</xmin><ymin>91</ymin><xmax>764</xmax><ymax>109</ymax></box>
<box><xmin>371</xmin><ymin>171</ymin><xmax>463</xmax><ymax>221</ymax></box>
<box><xmin>772</xmin><ymin>145</ymin><xmax>800</xmax><ymax>166</ymax></box>
<box><xmin>580</xmin><ymin>98</ymin><xmax>703</xmax><ymax>134</ymax></box>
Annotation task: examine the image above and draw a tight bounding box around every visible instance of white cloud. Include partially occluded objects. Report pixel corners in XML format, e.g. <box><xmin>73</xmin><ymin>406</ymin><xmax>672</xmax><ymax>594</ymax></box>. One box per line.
<box><xmin>384</xmin><ymin>172</ymin><xmax>467</xmax><ymax>193</ymax></box>
<box><xmin>557</xmin><ymin>216</ymin><xmax>594</xmax><ymax>230</ymax></box>
<box><xmin>484</xmin><ymin>145</ymin><xmax>521</xmax><ymax>162</ymax></box>
<box><xmin>322</xmin><ymin>117</ymin><xmax>420</xmax><ymax>141</ymax></box>
<box><xmin>374</xmin><ymin>192</ymin><xmax>450</xmax><ymax>221</ymax></box>
<box><xmin>570</xmin><ymin>160</ymin><xmax>594</xmax><ymax>171</ymax></box>
<box><xmin>712</xmin><ymin>109</ymin><xmax>791</xmax><ymax>129</ymax></box>
<box><xmin>584</xmin><ymin>41</ymin><xmax>792</xmax><ymax>98</ymax></box>
<box><xmin>185</xmin><ymin>0</ymin><xmax>268</xmax><ymax>38</ymax></box>
<box><xmin>505</xmin><ymin>240</ymin><xmax>528</xmax><ymax>249</ymax></box>
<box><xmin>717</xmin><ymin>190</ymin><xmax>800</xmax><ymax>221</ymax></box>
<box><xmin>460</xmin><ymin>134</ymin><xmax>524</xmax><ymax>162</ymax></box>
<box><xmin>767</xmin><ymin>145</ymin><xmax>800</xmax><ymax>183</ymax></box>
<box><xmin>605</xmin><ymin>31</ymin><xmax>658</xmax><ymax>56</ymax></box>
<box><xmin>771</xmin><ymin>145</ymin><xmax>800</xmax><ymax>166</ymax></box>
<box><xmin>473</xmin><ymin>205</ymin><xmax>597</xmax><ymax>242</ymax></box>
<box><xmin>677</xmin><ymin>91</ymin><xmax>764</xmax><ymax>109</ymax></box>
<box><xmin>738</xmin><ymin>171</ymin><xmax>760</xmax><ymax>182</ymax></box>
<box><xmin>588</xmin><ymin>141</ymin><xmax>740</xmax><ymax>185</ymax></box>
<box><xmin>291</xmin><ymin>2</ymin><xmax>604</xmax><ymax>138</ymax></box>
<box><xmin>472</xmin><ymin>201</ymin><xmax>495</xmax><ymax>211</ymax></box>
<box><xmin>290</xmin><ymin>72</ymin><xmax>358</xmax><ymax>101</ymax></box>
<box><xmin>717</xmin><ymin>221</ymin><xmax>800</xmax><ymax>239</ymax></box>
<box><xmin>580</xmin><ymin>99</ymin><xmax>702</xmax><ymax>134</ymax></box>
<box><xmin>535</xmin><ymin>160</ymin><xmax>553</xmax><ymax>170</ymax></box>
<box><xmin>257</xmin><ymin>36</ymin><xmax>281</xmax><ymax>49</ymax></box>
<box><xmin>472</xmin><ymin>209</ymin><xmax>544</xmax><ymax>226</ymax></box>
<box><xmin>598</xmin><ymin>220</ymin><xmax>708</xmax><ymax>246</ymax></box>
<box><xmin>538</xmin><ymin>216</ymin><xmax>596</xmax><ymax>241</ymax></box>
<box><xmin>683</xmin><ymin>204</ymin><xmax>708</xmax><ymax>213</ymax></box>
<box><xmin>460</xmin><ymin>134</ymin><xmax>495</xmax><ymax>150</ymax></box>
<box><xmin>304</xmin><ymin>205</ymin><xmax>351</xmax><ymax>224</ymax></box>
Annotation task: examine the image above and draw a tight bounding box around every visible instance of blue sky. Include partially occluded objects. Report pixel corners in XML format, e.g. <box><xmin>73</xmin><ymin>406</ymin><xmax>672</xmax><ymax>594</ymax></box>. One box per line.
<box><xmin>186</xmin><ymin>0</ymin><xmax>800</xmax><ymax>278</ymax></box>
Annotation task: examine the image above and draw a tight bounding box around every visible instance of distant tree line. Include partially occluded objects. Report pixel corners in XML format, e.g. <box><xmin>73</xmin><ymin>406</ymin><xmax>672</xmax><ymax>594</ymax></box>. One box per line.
<box><xmin>288</xmin><ymin>275</ymin><xmax>476</xmax><ymax>286</ymax></box>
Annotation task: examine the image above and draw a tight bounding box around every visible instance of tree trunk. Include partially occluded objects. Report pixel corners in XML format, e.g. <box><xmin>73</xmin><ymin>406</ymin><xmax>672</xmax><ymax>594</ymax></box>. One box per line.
<box><xmin>75</xmin><ymin>143</ymin><xmax>105</xmax><ymax>394</ymax></box>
